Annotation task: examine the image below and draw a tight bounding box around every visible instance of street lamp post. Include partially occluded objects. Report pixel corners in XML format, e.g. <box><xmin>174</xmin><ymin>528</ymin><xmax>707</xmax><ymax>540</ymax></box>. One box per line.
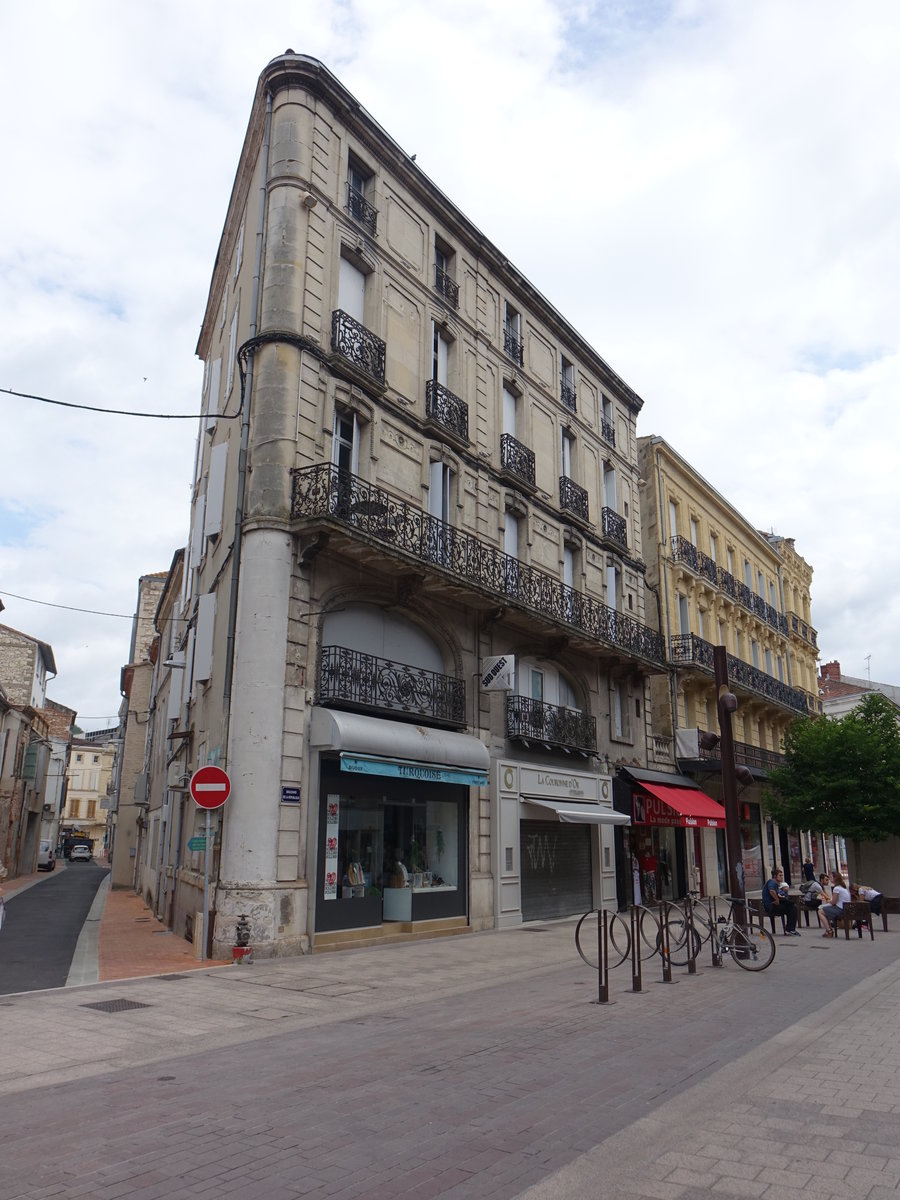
<box><xmin>714</xmin><ymin>645</ymin><xmax>746</xmax><ymax>932</ymax></box>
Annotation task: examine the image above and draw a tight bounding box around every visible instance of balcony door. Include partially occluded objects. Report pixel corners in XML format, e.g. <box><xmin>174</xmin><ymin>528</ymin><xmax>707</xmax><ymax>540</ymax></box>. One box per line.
<box><xmin>339</xmin><ymin>256</ymin><xmax>366</xmax><ymax>325</ymax></box>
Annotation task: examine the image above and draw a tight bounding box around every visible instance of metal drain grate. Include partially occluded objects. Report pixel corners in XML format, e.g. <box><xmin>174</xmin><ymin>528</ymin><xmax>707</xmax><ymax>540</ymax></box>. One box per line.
<box><xmin>81</xmin><ymin>998</ymin><xmax>152</xmax><ymax>1014</ymax></box>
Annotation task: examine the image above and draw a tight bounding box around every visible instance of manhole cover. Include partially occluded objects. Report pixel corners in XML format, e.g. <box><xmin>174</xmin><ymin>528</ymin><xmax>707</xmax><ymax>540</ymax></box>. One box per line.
<box><xmin>80</xmin><ymin>998</ymin><xmax>152</xmax><ymax>1014</ymax></box>
<box><xmin>159</xmin><ymin>974</ymin><xmax>187</xmax><ymax>981</ymax></box>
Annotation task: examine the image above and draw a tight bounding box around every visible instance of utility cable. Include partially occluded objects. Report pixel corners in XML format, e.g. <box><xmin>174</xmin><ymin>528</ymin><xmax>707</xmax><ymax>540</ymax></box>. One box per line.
<box><xmin>1</xmin><ymin>386</ymin><xmax>240</xmax><ymax>421</ymax></box>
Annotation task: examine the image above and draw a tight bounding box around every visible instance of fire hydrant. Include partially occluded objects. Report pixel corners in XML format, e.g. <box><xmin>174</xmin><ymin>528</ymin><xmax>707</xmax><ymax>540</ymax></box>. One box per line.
<box><xmin>233</xmin><ymin>913</ymin><xmax>252</xmax><ymax>964</ymax></box>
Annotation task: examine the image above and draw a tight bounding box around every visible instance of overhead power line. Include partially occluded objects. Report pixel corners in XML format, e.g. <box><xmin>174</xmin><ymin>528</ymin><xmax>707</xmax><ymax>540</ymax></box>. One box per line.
<box><xmin>1</xmin><ymin>386</ymin><xmax>239</xmax><ymax>421</ymax></box>
<box><xmin>0</xmin><ymin>590</ymin><xmax>133</xmax><ymax>618</ymax></box>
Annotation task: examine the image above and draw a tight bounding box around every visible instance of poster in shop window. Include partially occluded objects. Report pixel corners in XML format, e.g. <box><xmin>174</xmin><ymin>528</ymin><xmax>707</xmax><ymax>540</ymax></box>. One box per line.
<box><xmin>324</xmin><ymin>794</ymin><xmax>339</xmax><ymax>900</ymax></box>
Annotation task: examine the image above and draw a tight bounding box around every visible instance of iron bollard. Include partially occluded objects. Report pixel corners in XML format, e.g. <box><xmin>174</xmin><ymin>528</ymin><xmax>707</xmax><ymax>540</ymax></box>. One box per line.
<box><xmin>658</xmin><ymin>901</ymin><xmax>673</xmax><ymax>983</ymax></box>
<box><xmin>685</xmin><ymin>895</ymin><xmax>698</xmax><ymax>975</ymax></box>
<box><xmin>597</xmin><ymin>908</ymin><xmax>609</xmax><ymax>1004</ymax></box>
<box><xmin>630</xmin><ymin>905</ymin><xmax>643</xmax><ymax>992</ymax></box>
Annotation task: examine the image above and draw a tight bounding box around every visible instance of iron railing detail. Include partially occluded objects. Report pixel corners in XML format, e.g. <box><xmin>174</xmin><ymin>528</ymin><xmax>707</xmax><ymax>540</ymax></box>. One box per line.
<box><xmin>346</xmin><ymin>184</ymin><xmax>377</xmax><ymax>235</ymax></box>
<box><xmin>291</xmin><ymin>464</ymin><xmax>667</xmax><ymax>666</ymax></box>
<box><xmin>560</xmin><ymin>476</ymin><xmax>589</xmax><ymax>522</ymax></box>
<box><xmin>500</xmin><ymin>434</ymin><xmax>536</xmax><ymax>486</ymax></box>
<box><xmin>697</xmin><ymin>551</ymin><xmax>718</xmax><ymax>585</ymax></box>
<box><xmin>506</xmin><ymin>695</ymin><xmax>597</xmax><ymax>755</ymax></box>
<box><xmin>717</xmin><ymin>567</ymin><xmax>737</xmax><ymax>600</ymax></box>
<box><xmin>560</xmin><ymin>380</ymin><xmax>577</xmax><ymax>413</ymax></box>
<box><xmin>671</xmin><ymin>535</ymin><xmax>698</xmax><ymax>571</ymax></box>
<box><xmin>425</xmin><ymin>380</ymin><xmax>469</xmax><ymax>442</ymax></box>
<box><xmin>317</xmin><ymin>645</ymin><xmax>465</xmax><ymax>725</ymax></box>
<box><xmin>789</xmin><ymin>612</ymin><xmax>818</xmax><ymax>648</ymax></box>
<box><xmin>504</xmin><ymin>326</ymin><xmax>524</xmax><ymax>365</ymax></box>
<box><xmin>669</xmin><ymin>633</ymin><xmax>808</xmax><ymax>714</ymax></box>
<box><xmin>697</xmin><ymin>737</ymin><xmax>785</xmax><ymax>774</ymax></box>
<box><xmin>434</xmin><ymin>265</ymin><xmax>459</xmax><ymax>307</ymax></box>
<box><xmin>331</xmin><ymin>310</ymin><xmax>386</xmax><ymax>383</ymax></box>
<box><xmin>602</xmin><ymin>507</ymin><xmax>627</xmax><ymax>547</ymax></box>
<box><xmin>600</xmin><ymin>418</ymin><xmax>616</xmax><ymax>446</ymax></box>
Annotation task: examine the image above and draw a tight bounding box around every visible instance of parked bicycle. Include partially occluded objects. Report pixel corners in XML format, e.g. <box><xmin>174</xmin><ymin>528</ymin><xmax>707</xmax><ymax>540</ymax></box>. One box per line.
<box><xmin>712</xmin><ymin>897</ymin><xmax>776</xmax><ymax>971</ymax></box>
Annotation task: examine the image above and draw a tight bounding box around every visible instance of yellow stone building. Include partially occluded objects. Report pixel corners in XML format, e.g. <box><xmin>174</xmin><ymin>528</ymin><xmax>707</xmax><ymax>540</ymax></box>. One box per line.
<box><xmin>62</xmin><ymin>735</ymin><xmax>117</xmax><ymax>858</ymax></box>
<box><xmin>637</xmin><ymin>435</ymin><xmax>818</xmax><ymax>895</ymax></box>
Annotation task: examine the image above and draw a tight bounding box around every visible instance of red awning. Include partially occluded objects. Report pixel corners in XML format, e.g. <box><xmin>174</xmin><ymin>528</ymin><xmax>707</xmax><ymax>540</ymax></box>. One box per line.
<box><xmin>633</xmin><ymin>782</ymin><xmax>726</xmax><ymax>829</ymax></box>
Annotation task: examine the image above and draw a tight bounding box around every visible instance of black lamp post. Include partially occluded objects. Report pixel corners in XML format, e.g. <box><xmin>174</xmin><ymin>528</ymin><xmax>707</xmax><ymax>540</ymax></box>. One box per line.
<box><xmin>714</xmin><ymin>645</ymin><xmax>746</xmax><ymax>931</ymax></box>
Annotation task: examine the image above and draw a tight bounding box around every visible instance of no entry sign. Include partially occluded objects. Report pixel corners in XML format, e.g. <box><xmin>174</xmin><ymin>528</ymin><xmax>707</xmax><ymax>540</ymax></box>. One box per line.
<box><xmin>189</xmin><ymin>765</ymin><xmax>231</xmax><ymax>809</ymax></box>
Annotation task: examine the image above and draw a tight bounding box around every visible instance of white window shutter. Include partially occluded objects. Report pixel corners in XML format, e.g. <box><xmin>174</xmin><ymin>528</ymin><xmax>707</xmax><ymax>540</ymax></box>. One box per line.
<box><xmin>194</xmin><ymin>594</ymin><xmax>216</xmax><ymax>683</ymax></box>
<box><xmin>182</xmin><ymin>627</ymin><xmax>195</xmax><ymax>708</ymax></box>
<box><xmin>204</xmin><ymin>443</ymin><xmax>228</xmax><ymax>540</ymax></box>
<box><xmin>226</xmin><ymin>306</ymin><xmax>240</xmax><ymax>396</ymax></box>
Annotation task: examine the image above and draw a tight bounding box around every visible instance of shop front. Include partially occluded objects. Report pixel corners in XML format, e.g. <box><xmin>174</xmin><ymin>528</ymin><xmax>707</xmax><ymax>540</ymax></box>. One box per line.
<box><xmin>310</xmin><ymin>709</ymin><xmax>489</xmax><ymax>934</ymax></box>
<box><xmin>496</xmin><ymin>762</ymin><xmax>626</xmax><ymax>926</ymax></box>
<box><xmin>614</xmin><ymin>768</ymin><xmax>727</xmax><ymax>907</ymax></box>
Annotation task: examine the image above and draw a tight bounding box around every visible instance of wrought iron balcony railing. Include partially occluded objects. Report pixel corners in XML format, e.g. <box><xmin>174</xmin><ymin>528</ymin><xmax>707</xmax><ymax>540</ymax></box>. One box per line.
<box><xmin>789</xmin><ymin>612</ymin><xmax>818</xmax><ymax>648</ymax></box>
<box><xmin>669</xmin><ymin>633</ymin><xmax>808</xmax><ymax>714</ymax></box>
<box><xmin>560</xmin><ymin>380</ymin><xmax>577</xmax><ymax>413</ymax></box>
<box><xmin>425</xmin><ymin>380</ymin><xmax>469</xmax><ymax>442</ymax></box>
<box><xmin>331</xmin><ymin>310</ymin><xmax>386</xmax><ymax>384</ymax></box>
<box><xmin>559</xmin><ymin>476</ymin><xmax>589</xmax><ymax>522</ymax></box>
<box><xmin>671</xmin><ymin>535</ymin><xmax>699</xmax><ymax>571</ymax></box>
<box><xmin>696</xmin><ymin>735</ymin><xmax>786</xmax><ymax>774</ymax></box>
<box><xmin>602</xmin><ymin>506</ymin><xmax>627</xmax><ymax>548</ymax></box>
<box><xmin>346</xmin><ymin>184</ymin><xmax>377</xmax><ymax>236</ymax></box>
<box><xmin>317</xmin><ymin>645</ymin><xmax>465</xmax><ymax>726</ymax></box>
<box><xmin>504</xmin><ymin>326</ymin><xmax>524</xmax><ymax>365</ymax></box>
<box><xmin>697</xmin><ymin>551</ymin><xmax>718</xmax><ymax>585</ymax></box>
<box><xmin>292</xmin><ymin>464</ymin><xmax>667</xmax><ymax>666</ymax></box>
<box><xmin>717</xmin><ymin>567</ymin><xmax>737</xmax><ymax>600</ymax></box>
<box><xmin>500</xmin><ymin>433</ymin><xmax>536</xmax><ymax>486</ymax></box>
<box><xmin>600</xmin><ymin>418</ymin><xmax>615</xmax><ymax>447</ymax></box>
<box><xmin>434</xmin><ymin>265</ymin><xmax>459</xmax><ymax>307</ymax></box>
<box><xmin>506</xmin><ymin>694</ymin><xmax>597</xmax><ymax>756</ymax></box>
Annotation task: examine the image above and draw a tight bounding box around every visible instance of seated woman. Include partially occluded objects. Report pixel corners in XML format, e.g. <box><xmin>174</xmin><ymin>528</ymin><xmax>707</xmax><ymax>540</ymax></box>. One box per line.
<box><xmin>802</xmin><ymin>872</ymin><xmax>832</xmax><ymax>934</ymax></box>
<box><xmin>820</xmin><ymin>871</ymin><xmax>851</xmax><ymax>937</ymax></box>
<box><xmin>856</xmin><ymin>884</ymin><xmax>883</xmax><ymax>916</ymax></box>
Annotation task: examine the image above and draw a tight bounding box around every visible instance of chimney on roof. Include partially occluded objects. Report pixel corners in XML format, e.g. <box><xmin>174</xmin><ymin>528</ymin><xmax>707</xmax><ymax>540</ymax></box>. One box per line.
<box><xmin>820</xmin><ymin>661</ymin><xmax>841</xmax><ymax>682</ymax></box>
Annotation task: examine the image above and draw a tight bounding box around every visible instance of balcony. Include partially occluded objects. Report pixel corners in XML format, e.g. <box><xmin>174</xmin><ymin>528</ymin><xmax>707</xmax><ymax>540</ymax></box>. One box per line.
<box><xmin>331</xmin><ymin>310</ymin><xmax>386</xmax><ymax>384</ymax></box>
<box><xmin>789</xmin><ymin>612</ymin><xmax>818</xmax><ymax>649</ymax></box>
<box><xmin>346</xmin><ymin>184</ymin><xmax>377</xmax><ymax>236</ymax></box>
<box><xmin>601</xmin><ymin>506</ymin><xmax>627</xmax><ymax>548</ymax></box>
<box><xmin>717</xmin><ymin>567</ymin><xmax>737</xmax><ymax>600</ymax></box>
<box><xmin>316</xmin><ymin>645</ymin><xmax>465</xmax><ymax>727</ymax></box>
<box><xmin>434</xmin><ymin>265</ymin><xmax>459</xmax><ymax>307</ymax></box>
<box><xmin>504</xmin><ymin>325</ymin><xmax>524</xmax><ymax>365</ymax></box>
<box><xmin>671</xmin><ymin>535</ymin><xmax>699</xmax><ymax>572</ymax></box>
<box><xmin>560</xmin><ymin>379</ymin><xmax>577</xmax><ymax>413</ymax></box>
<box><xmin>680</xmin><ymin>727</ymin><xmax>786</xmax><ymax>774</ymax></box>
<box><xmin>697</xmin><ymin>551</ymin><xmax>718</xmax><ymax>586</ymax></box>
<box><xmin>500</xmin><ymin>434</ymin><xmax>536</xmax><ymax>487</ymax></box>
<box><xmin>292</xmin><ymin>464</ymin><xmax>667</xmax><ymax>667</ymax></box>
<box><xmin>669</xmin><ymin>633</ymin><xmax>809</xmax><ymax>714</ymax></box>
<box><xmin>600</xmin><ymin>417</ymin><xmax>615</xmax><ymax>447</ymax></box>
<box><xmin>506</xmin><ymin>694</ymin><xmax>597</xmax><ymax>756</ymax></box>
<box><xmin>559</xmin><ymin>476</ymin><xmax>589</xmax><ymax>523</ymax></box>
<box><xmin>425</xmin><ymin>380</ymin><xmax>468</xmax><ymax>443</ymax></box>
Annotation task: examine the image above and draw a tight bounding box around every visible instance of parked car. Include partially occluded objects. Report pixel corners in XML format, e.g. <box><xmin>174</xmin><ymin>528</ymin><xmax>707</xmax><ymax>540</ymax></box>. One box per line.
<box><xmin>69</xmin><ymin>844</ymin><xmax>92</xmax><ymax>862</ymax></box>
<box><xmin>37</xmin><ymin>839</ymin><xmax>55</xmax><ymax>871</ymax></box>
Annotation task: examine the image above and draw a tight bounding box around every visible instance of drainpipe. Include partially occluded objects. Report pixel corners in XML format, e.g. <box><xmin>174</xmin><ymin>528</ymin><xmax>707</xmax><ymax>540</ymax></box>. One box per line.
<box><xmin>222</xmin><ymin>89</ymin><xmax>273</xmax><ymax>744</ymax></box>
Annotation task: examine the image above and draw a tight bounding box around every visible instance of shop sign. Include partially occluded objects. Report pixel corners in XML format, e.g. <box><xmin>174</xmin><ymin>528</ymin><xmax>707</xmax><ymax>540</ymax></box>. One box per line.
<box><xmin>324</xmin><ymin>794</ymin><xmax>339</xmax><ymax>900</ymax></box>
<box><xmin>516</xmin><ymin>765</ymin><xmax>601</xmax><ymax>803</ymax></box>
<box><xmin>481</xmin><ymin>655</ymin><xmax>515</xmax><ymax>691</ymax></box>
<box><xmin>632</xmin><ymin>790</ymin><xmax>722</xmax><ymax>829</ymax></box>
<box><xmin>340</xmin><ymin>753</ymin><xmax>488</xmax><ymax>787</ymax></box>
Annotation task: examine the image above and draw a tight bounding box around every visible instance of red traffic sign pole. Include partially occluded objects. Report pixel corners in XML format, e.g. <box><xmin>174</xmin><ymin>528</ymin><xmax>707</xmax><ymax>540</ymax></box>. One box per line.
<box><xmin>189</xmin><ymin>766</ymin><xmax>231</xmax><ymax>965</ymax></box>
<box><xmin>189</xmin><ymin>765</ymin><xmax>231</xmax><ymax>809</ymax></box>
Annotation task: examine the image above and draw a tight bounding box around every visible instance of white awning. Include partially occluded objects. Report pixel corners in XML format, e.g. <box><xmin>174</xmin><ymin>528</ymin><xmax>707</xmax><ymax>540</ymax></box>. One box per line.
<box><xmin>310</xmin><ymin>708</ymin><xmax>490</xmax><ymax>783</ymax></box>
<box><xmin>522</xmin><ymin>798</ymin><xmax>631</xmax><ymax>826</ymax></box>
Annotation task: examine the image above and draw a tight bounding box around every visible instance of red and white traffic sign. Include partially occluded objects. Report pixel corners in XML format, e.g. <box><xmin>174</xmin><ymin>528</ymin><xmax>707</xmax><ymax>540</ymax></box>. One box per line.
<box><xmin>189</xmin><ymin>765</ymin><xmax>231</xmax><ymax>809</ymax></box>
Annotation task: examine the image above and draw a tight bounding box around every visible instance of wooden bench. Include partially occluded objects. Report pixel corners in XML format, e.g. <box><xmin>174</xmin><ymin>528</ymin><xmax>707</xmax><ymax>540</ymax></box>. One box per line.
<box><xmin>831</xmin><ymin>900</ymin><xmax>874</xmax><ymax>941</ymax></box>
<box><xmin>878</xmin><ymin>896</ymin><xmax>900</xmax><ymax>932</ymax></box>
<box><xmin>747</xmin><ymin>896</ymin><xmax>788</xmax><ymax>935</ymax></box>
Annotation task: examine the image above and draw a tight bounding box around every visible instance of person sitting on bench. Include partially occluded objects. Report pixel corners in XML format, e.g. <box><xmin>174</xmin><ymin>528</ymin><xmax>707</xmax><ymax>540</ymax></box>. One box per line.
<box><xmin>762</xmin><ymin>868</ymin><xmax>800</xmax><ymax>936</ymax></box>
<box><xmin>821</xmin><ymin>871</ymin><xmax>851</xmax><ymax>937</ymax></box>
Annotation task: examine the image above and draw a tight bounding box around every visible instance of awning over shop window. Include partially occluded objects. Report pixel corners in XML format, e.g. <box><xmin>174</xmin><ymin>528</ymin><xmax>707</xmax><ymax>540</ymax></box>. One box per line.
<box><xmin>632</xmin><ymin>781</ymin><xmax>726</xmax><ymax>829</ymax></box>
<box><xmin>310</xmin><ymin>708</ymin><xmax>490</xmax><ymax>785</ymax></box>
<box><xmin>522</xmin><ymin>798</ymin><xmax>631</xmax><ymax>826</ymax></box>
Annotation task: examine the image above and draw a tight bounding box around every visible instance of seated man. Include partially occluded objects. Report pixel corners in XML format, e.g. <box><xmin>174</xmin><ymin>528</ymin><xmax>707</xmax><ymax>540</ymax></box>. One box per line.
<box><xmin>762</xmin><ymin>868</ymin><xmax>800</xmax><ymax>936</ymax></box>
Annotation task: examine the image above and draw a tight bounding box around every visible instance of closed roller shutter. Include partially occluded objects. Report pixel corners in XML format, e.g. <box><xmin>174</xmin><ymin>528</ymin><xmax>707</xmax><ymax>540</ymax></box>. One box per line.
<box><xmin>520</xmin><ymin>820</ymin><xmax>592</xmax><ymax>921</ymax></box>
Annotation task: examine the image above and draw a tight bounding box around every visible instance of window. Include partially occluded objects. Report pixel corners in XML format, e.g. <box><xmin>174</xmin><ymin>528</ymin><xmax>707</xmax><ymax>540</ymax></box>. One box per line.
<box><xmin>727</xmin><ymin>548</ymin><xmax>734</xmax><ymax>576</ymax></box>
<box><xmin>777</xmin><ymin>656</ymin><xmax>784</xmax><ymax>682</ymax></box>
<box><xmin>698</xmin><ymin>607</ymin><xmax>705</xmax><ymax>640</ymax></box>
<box><xmin>769</xmin><ymin>580</ymin><xmax>778</xmax><ymax>608</ymax></box>
<box><xmin>709</xmin><ymin>533</ymin><xmax>718</xmax><ymax>564</ymax></box>
<box><xmin>347</xmin><ymin>158</ymin><xmax>376</xmax><ymax>235</ymax></box>
<box><xmin>690</xmin><ymin>517</ymin><xmax>699</xmax><ymax>546</ymax></box>
<box><xmin>93</xmin><ymin>755</ymin><xmax>99</xmax><ymax>764</ymax></box>
<box><xmin>744</xmin><ymin>559</ymin><xmax>753</xmax><ymax>588</ymax></box>
<box><xmin>428</xmin><ymin>460</ymin><xmax>451</xmax><ymax>525</ymax></box>
<box><xmin>563</xmin><ymin>544</ymin><xmax>575</xmax><ymax>590</ymax></box>
<box><xmin>601</xmin><ymin>395</ymin><xmax>615</xmax><ymax>445</ymax></box>
<box><xmin>225</xmin><ymin>303</ymin><xmax>239</xmax><ymax>397</ymax></box>
<box><xmin>751</xmin><ymin>638</ymin><xmax>760</xmax><ymax>669</ymax></box>
<box><xmin>603</xmin><ymin>462</ymin><xmax>617</xmax><ymax>512</ymax></box>
<box><xmin>333</xmin><ymin>411</ymin><xmax>360</xmax><ymax>475</ymax></box>
<box><xmin>612</xmin><ymin>680</ymin><xmax>628</xmax><ymax>740</ymax></box>
<box><xmin>668</xmin><ymin>500</ymin><xmax>678</xmax><ymax>541</ymax></box>
<box><xmin>431</xmin><ymin>320</ymin><xmax>450</xmax><ymax>387</ymax></box>
<box><xmin>530</xmin><ymin>670</ymin><xmax>544</xmax><ymax>702</ymax></box>
<box><xmin>504</xmin><ymin>511</ymin><xmax>519</xmax><ymax>559</ymax></box>
<box><xmin>561</xmin><ymin>429</ymin><xmax>574</xmax><ymax>479</ymax></box>
<box><xmin>339</xmin><ymin>256</ymin><xmax>366</xmax><ymax>325</ymax></box>
<box><xmin>607</xmin><ymin>563</ymin><xmax>621</xmax><ymax>611</ymax></box>
<box><xmin>756</xmin><ymin>570</ymin><xmax>765</xmax><ymax>597</ymax></box>
<box><xmin>502</xmin><ymin>384</ymin><xmax>518</xmax><ymax>437</ymax></box>
<box><xmin>765</xmin><ymin>648</ymin><xmax>773</xmax><ymax>675</ymax></box>
<box><xmin>504</xmin><ymin>303</ymin><xmax>523</xmax><ymax>364</ymax></box>
<box><xmin>678</xmin><ymin>594</ymin><xmax>690</xmax><ymax>635</ymax></box>
<box><xmin>434</xmin><ymin>238</ymin><xmax>458</xmax><ymax>306</ymax></box>
<box><xmin>560</xmin><ymin>356</ymin><xmax>576</xmax><ymax>410</ymax></box>
<box><xmin>75</xmin><ymin>754</ymin><xmax>82</xmax><ymax>763</ymax></box>
<box><xmin>234</xmin><ymin>221</ymin><xmax>244</xmax><ymax>280</ymax></box>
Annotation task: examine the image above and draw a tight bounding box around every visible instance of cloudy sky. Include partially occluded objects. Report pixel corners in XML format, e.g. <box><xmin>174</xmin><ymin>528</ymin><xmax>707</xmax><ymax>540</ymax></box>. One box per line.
<box><xmin>2</xmin><ymin>0</ymin><xmax>898</xmax><ymax>730</ymax></box>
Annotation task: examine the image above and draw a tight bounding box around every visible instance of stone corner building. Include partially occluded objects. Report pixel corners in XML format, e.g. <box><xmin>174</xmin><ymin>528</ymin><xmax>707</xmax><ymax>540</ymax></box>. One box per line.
<box><xmin>149</xmin><ymin>53</ymin><xmax>671</xmax><ymax>958</ymax></box>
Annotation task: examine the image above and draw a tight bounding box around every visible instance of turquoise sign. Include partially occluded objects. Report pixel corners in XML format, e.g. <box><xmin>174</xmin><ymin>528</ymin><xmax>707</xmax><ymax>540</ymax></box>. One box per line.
<box><xmin>339</xmin><ymin>753</ymin><xmax>487</xmax><ymax>787</ymax></box>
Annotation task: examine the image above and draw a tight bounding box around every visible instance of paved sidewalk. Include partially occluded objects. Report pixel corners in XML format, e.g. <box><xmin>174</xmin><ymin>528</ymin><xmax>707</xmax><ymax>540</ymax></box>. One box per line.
<box><xmin>2</xmin><ymin>897</ymin><xmax>900</xmax><ymax>1199</ymax></box>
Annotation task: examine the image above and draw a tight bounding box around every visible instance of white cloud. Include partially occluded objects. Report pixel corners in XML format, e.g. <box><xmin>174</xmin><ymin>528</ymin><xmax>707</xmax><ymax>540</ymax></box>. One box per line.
<box><xmin>2</xmin><ymin>0</ymin><xmax>899</xmax><ymax>727</ymax></box>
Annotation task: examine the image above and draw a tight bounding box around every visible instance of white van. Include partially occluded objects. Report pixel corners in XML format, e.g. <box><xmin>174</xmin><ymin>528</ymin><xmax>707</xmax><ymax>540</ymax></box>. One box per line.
<box><xmin>37</xmin><ymin>839</ymin><xmax>55</xmax><ymax>871</ymax></box>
